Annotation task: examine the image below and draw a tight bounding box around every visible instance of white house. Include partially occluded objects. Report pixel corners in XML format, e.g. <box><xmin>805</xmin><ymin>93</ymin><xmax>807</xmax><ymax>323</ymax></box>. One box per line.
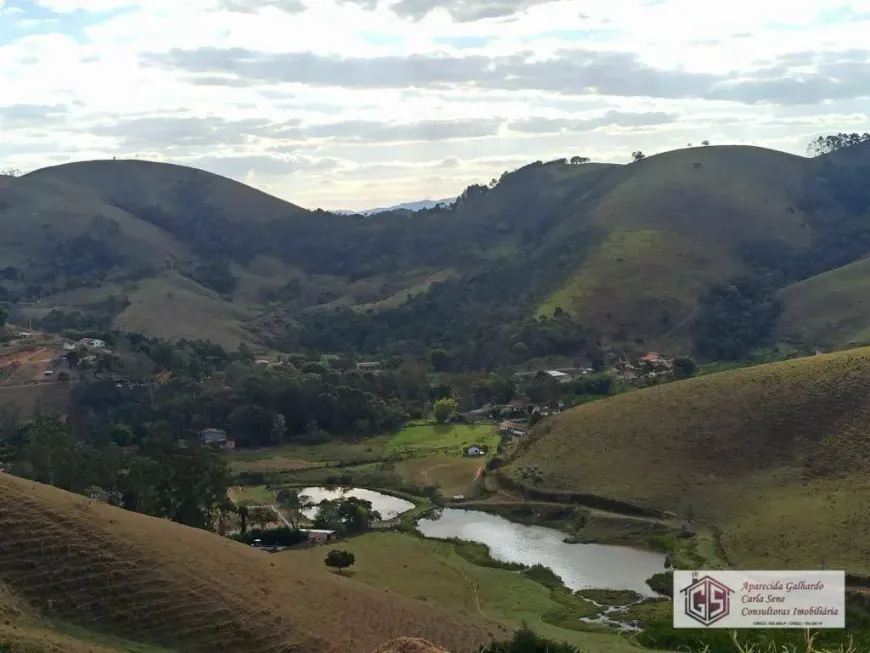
<box><xmin>78</xmin><ymin>338</ymin><xmax>106</xmax><ymax>350</ymax></box>
<box><xmin>466</xmin><ymin>445</ymin><xmax>484</xmax><ymax>456</ymax></box>
<box><xmin>543</xmin><ymin>370</ymin><xmax>571</xmax><ymax>383</ymax></box>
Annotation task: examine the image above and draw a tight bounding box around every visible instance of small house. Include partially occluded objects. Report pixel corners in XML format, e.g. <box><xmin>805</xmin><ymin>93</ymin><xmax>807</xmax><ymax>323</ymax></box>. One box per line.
<box><xmin>499</xmin><ymin>421</ymin><xmax>529</xmax><ymax>437</ymax></box>
<box><xmin>465</xmin><ymin>444</ymin><xmax>485</xmax><ymax>456</ymax></box>
<box><xmin>640</xmin><ymin>352</ymin><xmax>672</xmax><ymax>368</ymax></box>
<box><xmin>356</xmin><ymin>361</ymin><xmax>381</xmax><ymax>371</ymax></box>
<box><xmin>542</xmin><ymin>370</ymin><xmax>571</xmax><ymax>384</ymax></box>
<box><xmin>78</xmin><ymin>338</ymin><xmax>106</xmax><ymax>350</ymax></box>
<box><xmin>199</xmin><ymin>428</ymin><xmax>235</xmax><ymax>450</ymax></box>
<box><xmin>304</xmin><ymin>529</ymin><xmax>338</xmax><ymax>544</ymax></box>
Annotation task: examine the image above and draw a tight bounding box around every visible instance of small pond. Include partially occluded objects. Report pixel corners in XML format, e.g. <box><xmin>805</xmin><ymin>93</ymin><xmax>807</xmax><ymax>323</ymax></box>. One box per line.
<box><xmin>300</xmin><ymin>486</ymin><xmax>415</xmax><ymax>520</ymax></box>
<box><xmin>416</xmin><ymin>508</ymin><xmax>666</xmax><ymax>595</ymax></box>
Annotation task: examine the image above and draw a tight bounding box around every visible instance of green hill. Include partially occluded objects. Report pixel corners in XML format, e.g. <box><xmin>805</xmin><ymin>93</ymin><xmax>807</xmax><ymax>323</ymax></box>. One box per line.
<box><xmin>0</xmin><ymin>473</ymin><xmax>507</xmax><ymax>653</ymax></box>
<box><xmin>504</xmin><ymin>347</ymin><xmax>870</xmax><ymax>573</ymax></box>
<box><xmin>1</xmin><ymin>141</ymin><xmax>868</xmax><ymax>361</ymax></box>
<box><xmin>777</xmin><ymin>256</ymin><xmax>870</xmax><ymax>350</ymax></box>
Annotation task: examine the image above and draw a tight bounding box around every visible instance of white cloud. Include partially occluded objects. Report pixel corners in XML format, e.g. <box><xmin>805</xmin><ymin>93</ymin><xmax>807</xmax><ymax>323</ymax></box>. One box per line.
<box><xmin>2</xmin><ymin>0</ymin><xmax>869</xmax><ymax>209</ymax></box>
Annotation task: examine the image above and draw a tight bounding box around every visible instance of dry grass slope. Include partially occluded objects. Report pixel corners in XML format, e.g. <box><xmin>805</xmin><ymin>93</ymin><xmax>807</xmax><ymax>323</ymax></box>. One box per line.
<box><xmin>507</xmin><ymin>347</ymin><xmax>870</xmax><ymax>571</ymax></box>
<box><xmin>0</xmin><ymin>474</ymin><xmax>507</xmax><ymax>653</ymax></box>
<box><xmin>778</xmin><ymin>256</ymin><xmax>870</xmax><ymax>349</ymax></box>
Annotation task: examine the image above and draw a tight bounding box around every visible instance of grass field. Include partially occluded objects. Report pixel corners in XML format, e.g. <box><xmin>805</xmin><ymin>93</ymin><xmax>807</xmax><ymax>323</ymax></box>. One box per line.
<box><xmin>0</xmin><ymin>473</ymin><xmax>508</xmax><ymax>653</ymax></box>
<box><xmin>386</xmin><ymin>424</ymin><xmax>499</xmax><ymax>455</ymax></box>
<box><xmin>287</xmin><ymin>532</ymin><xmax>641</xmax><ymax>653</ymax></box>
<box><xmin>229</xmin><ymin>426</ymin><xmax>494</xmax><ymax>496</ymax></box>
<box><xmin>393</xmin><ymin>455</ymin><xmax>484</xmax><ymax>497</ymax></box>
<box><xmin>506</xmin><ymin>346</ymin><xmax>870</xmax><ymax>573</ymax></box>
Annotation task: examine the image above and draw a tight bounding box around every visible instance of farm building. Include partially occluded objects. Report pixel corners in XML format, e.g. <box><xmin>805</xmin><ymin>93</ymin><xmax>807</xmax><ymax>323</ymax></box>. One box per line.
<box><xmin>186</xmin><ymin>428</ymin><xmax>236</xmax><ymax>450</ymax></box>
<box><xmin>304</xmin><ymin>529</ymin><xmax>338</xmax><ymax>544</ymax></box>
<box><xmin>78</xmin><ymin>338</ymin><xmax>106</xmax><ymax>350</ymax></box>
<box><xmin>499</xmin><ymin>421</ymin><xmax>529</xmax><ymax>436</ymax></box>
<box><xmin>542</xmin><ymin>370</ymin><xmax>571</xmax><ymax>383</ymax></box>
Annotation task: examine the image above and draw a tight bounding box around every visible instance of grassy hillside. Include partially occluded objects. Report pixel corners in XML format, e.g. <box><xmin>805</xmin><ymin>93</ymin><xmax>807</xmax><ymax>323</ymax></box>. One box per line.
<box><xmin>288</xmin><ymin>531</ymin><xmax>641</xmax><ymax>653</ymax></box>
<box><xmin>2</xmin><ymin>143</ymin><xmax>868</xmax><ymax>357</ymax></box>
<box><xmin>0</xmin><ymin>473</ymin><xmax>507</xmax><ymax>653</ymax></box>
<box><xmin>538</xmin><ymin>146</ymin><xmax>812</xmax><ymax>347</ymax></box>
<box><xmin>505</xmin><ymin>347</ymin><xmax>870</xmax><ymax>572</ymax></box>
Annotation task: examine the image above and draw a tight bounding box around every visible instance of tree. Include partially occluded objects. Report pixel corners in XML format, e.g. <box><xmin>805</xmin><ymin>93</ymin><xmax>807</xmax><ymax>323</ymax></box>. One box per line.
<box><xmin>314</xmin><ymin>497</ymin><xmax>380</xmax><ymax>533</ymax></box>
<box><xmin>324</xmin><ymin>549</ymin><xmax>355</xmax><ymax>574</ymax></box>
<box><xmin>701</xmin><ymin>140</ymin><xmax>710</xmax><ymax>146</ymax></box>
<box><xmin>429</xmin><ymin>348</ymin><xmax>452</xmax><ymax>372</ymax></box>
<box><xmin>238</xmin><ymin>505</ymin><xmax>249</xmax><ymax>533</ymax></box>
<box><xmin>275</xmin><ymin>488</ymin><xmax>313</xmax><ymax>528</ymax></box>
<box><xmin>631</xmin><ymin>150</ymin><xmax>646</xmax><ymax>162</ymax></box>
<box><xmin>0</xmin><ymin>305</ymin><xmax>6</xmax><ymax>328</ymax></box>
<box><xmin>270</xmin><ymin>413</ymin><xmax>286</xmax><ymax>445</ymax></box>
<box><xmin>249</xmin><ymin>506</ymin><xmax>274</xmax><ymax>530</ymax></box>
<box><xmin>433</xmin><ymin>397</ymin><xmax>458</xmax><ymax>424</ymax></box>
<box><xmin>57</xmin><ymin>371</ymin><xmax>70</xmax><ymax>383</ymax></box>
<box><xmin>0</xmin><ymin>168</ymin><xmax>21</xmax><ymax>177</ymax></box>
<box><xmin>672</xmin><ymin>357</ymin><xmax>697</xmax><ymax>380</ymax></box>
<box><xmin>569</xmin><ymin>155</ymin><xmax>590</xmax><ymax>164</ymax></box>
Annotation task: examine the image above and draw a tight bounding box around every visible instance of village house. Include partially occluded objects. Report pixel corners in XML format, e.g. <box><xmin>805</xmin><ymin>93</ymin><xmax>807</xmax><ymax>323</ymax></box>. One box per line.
<box><xmin>640</xmin><ymin>352</ymin><xmax>672</xmax><ymax>367</ymax></box>
<box><xmin>304</xmin><ymin>529</ymin><xmax>338</xmax><ymax>544</ymax></box>
<box><xmin>78</xmin><ymin>338</ymin><xmax>106</xmax><ymax>350</ymax></box>
<box><xmin>541</xmin><ymin>370</ymin><xmax>572</xmax><ymax>384</ymax></box>
<box><xmin>198</xmin><ymin>428</ymin><xmax>235</xmax><ymax>450</ymax></box>
<box><xmin>356</xmin><ymin>361</ymin><xmax>381</xmax><ymax>371</ymax></box>
<box><xmin>465</xmin><ymin>444</ymin><xmax>485</xmax><ymax>456</ymax></box>
<box><xmin>499</xmin><ymin>421</ymin><xmax>529</xmax><ymax>437</ymax></box>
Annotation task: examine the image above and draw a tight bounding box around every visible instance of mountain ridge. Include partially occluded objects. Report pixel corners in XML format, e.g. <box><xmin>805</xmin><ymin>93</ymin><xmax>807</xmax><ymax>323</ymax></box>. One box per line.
<box><xmin>1</xmin><ymin>141</ymin><xmax>868</xmax><ymax>360</ymax></box>
<box><xmin>330</xmin><ymin>197</ymin><xmax>458</xmax><ymax>215</ymax></box>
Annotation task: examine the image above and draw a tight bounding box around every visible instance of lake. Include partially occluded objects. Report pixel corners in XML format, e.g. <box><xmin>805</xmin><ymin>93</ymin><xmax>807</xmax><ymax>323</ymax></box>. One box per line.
<box><xmin>300</xmin><ymin>486</ymin><xmax>415</xmax><ymax>520</ymax></box>
<box><xmin>416</xmin><ymin>508</ymin><xmax>666</xmax><ymax>595</ymax></box>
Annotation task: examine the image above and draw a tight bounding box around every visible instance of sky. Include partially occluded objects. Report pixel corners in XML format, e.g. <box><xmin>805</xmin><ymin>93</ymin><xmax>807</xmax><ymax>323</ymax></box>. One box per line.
<box><xmin>1</xmin><ymin>0</ymin><xmax>870</xmax><ymax>210</ymax></box>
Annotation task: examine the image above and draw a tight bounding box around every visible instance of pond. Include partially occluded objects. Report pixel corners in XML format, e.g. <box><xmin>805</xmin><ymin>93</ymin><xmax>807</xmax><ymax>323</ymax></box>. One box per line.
<box><xmin>416</xmin><ymin>508</ymin><xmax>666</xmax><ymax>595</ymax></box>
<box><xmin>299</xmin><ymin>486</ymin><xmax>415</xmax><ymax>520</ymax></box>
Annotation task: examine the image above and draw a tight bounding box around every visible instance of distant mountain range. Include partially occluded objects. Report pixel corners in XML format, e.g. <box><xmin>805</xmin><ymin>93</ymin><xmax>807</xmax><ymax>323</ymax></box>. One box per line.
<box><xmin>330</xmin><ymin>197</ymin><xmax>457</xmax><ymax>215</ymax></box>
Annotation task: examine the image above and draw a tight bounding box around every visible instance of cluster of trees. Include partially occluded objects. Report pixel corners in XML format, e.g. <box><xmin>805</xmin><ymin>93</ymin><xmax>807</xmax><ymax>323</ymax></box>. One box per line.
<box><xmin>0</xmin><ymin>413</ymin><xmax>232</xmax><ymax>530</ymax></box>
<box><xmin>275</xmin><ymin>270</ymin><xmax>603</xmax><ymax>372</ymax></box>
<box><xmin>807</xmin><ymin>132</ymin><xmax>870</xmax><ymax>156</ymax></box>
<box><xmin>313</xmin><ymin>496</ymin><xmax>381</xmax><ymax>533</ymax></box>
<box><xmin>66</xmin><ymin>336</ymin><xmax>411</xmax><ymax>449</ymax></box>
<box><xmin>693</xmin><ymin>276</ymin><xmax>782</xmax><ymax>360</ymax></box>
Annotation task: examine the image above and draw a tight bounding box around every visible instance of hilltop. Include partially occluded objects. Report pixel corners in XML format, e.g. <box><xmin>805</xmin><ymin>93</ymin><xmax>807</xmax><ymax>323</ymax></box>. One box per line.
<box><xmin>1</xmin><ymin>139</ymin><xmax>868</xmax><ymax>362</ymax></box>
<box><xmin>504</xmin><ymin>347</ymin><xmax>870</xmax><ymax>572</ymax></box>
<box><xmin>0</xmin><ymin>473</ymin><xmax>507</xmax><ymax>653</ymax></box>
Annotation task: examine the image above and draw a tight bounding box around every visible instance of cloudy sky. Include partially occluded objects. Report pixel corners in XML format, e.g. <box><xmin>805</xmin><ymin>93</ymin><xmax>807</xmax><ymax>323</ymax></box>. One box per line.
<box><xmin>1</xmin><ymin>0</ymin><xmax>869</xmax><ymax>210</ymax></box>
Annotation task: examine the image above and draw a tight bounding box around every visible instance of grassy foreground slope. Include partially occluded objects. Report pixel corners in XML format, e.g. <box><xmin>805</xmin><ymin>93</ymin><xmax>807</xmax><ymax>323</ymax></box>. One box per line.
<box><xmin>506</xmin><ymin>347</ymin><xmax>870</xmax><ymax>572</ymax></box>
<box><xmin>0</xmin><ymin>474</ymin><xmax>507</xmax><ymax>653</ymax></box>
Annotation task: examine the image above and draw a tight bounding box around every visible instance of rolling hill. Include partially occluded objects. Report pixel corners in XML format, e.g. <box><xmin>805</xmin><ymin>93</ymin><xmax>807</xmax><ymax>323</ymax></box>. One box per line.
<box><xmin>0</xmin><ymin>472</ymin><xmax>507</xmax><ymax>653</ymax></box>
<box><xmin>1</xmin><ymin>141</ymin><xmax>868</xmax><ymax>357</ymax></box>
<box><xmin>504</xmin><ymin>347</ymin><xmax>870</xmax><ymax>573</ymax></box>
<box><xmin>777</xmin><ymin>255</ymin><xmax>870</xmax><ymax>350</ymax></box>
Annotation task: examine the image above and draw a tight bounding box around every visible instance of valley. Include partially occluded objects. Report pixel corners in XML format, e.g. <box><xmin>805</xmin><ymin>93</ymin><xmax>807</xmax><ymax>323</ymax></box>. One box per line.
<box><xmin>2</xmin><ymin>134</ymin><xmax>870</xmax><ymax>653</ymax></box>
